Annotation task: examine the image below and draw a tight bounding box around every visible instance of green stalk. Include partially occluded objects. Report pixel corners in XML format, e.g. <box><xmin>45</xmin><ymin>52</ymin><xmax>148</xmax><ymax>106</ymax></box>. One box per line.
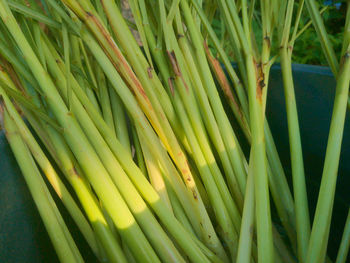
<box><xmin>44</xmin><ymin>35</ymin><xmax>186</xmax><ymax>263</ymax></box>
<box><xmin>81</xmin><ymin>30</ymin><xmax>215</xmax><ymax>263</ymax></box>
<box><xmin>162</xmin><ymin>2</ymin><xmax>242</xmax><ymax>232</ymax></box>
<box><xmin>335</xmin><ymin>209</ymin><xmax>350</xmax><ymax>263</ymax></box>
<box><xmin>0</xmin><ymin>85</ymin><xmax>99</xmax><ymax>258</ymax></box>
<box><xmin>292</xmin><ymin>6</ymin><xmax>328</xmax><ymax>44</ymax></box>
<box><xmin>138</xmin><ymin>0</ymin><xmax>192</xmax><ymax>153</ymax></box>
<box><xmin>183</xmin><ymin>1</ymin><xmax>297</xmax><ymax>244</ymax></box>
<box><xmin>246</xmin><ymin>53</ymin><xmax>274</xmax><ymax>263</ymax></box>
<box><xmin>176</xmin><ymin>24</ymin><xmax>244</xmax><ymax>210</ymax></box>
<box><xmin>2</xmin><ymin>108</ymin><xmax>82</xmax><ymax>263</ymax></box>
<box><xmin>204</xmin><ymin>43</ymin><xmax>251</xmax><ymax>142</ymax></box>
<box><xmin>281</xmin><ymin>44</ymin><xmax>309</xmax><ymax>256</ymax></box>
<box><xmin>264</xmin><ymin>121</ymin><xmax>297</xmax><ymax>245</ymax></box>
<box><xmin>279</xmin><ymin>2</ymin><xmax>310</xmax><ymax>261</ymax></box>
<box><xmin>137</xmin><ymin>128</ymin><xmax>173</xmax><ymax>213</ymax></box>
<box><xmin>181</xmin><ymin>0</ymin><xmax>247</xmax><ymax>193</ymax></box>
<box><xmin>41</xmin><ymin>24</ymin><xmax>212</xmax><ymax>262</ymax></box>
<box><xmin>109</xmin><ymin>87</ymin><xmax>131</xmax><ymax>154</ymax></box>
<box><xmin>0</xmin><ymin>2</ymin><xmax>161</xmax><ymax>261</ymax></box>
<box><xmin>306</xmin><ymin>47</ymin><xmax>350</xmax><ymax>263</ymax></box>
<box><xmin>78</xmin><ymin>40</ymin><xmax>101</xmax><ymax>113</ymax></box>
<box><xmin>171</xmin><ymin>80</ymin><xmax>233</xmax><ymax>261</ymax></box>
<box><xmin>0</xmin><ymin>41</ymin><xmax>37</xmax><ymax>87</ymax></box>
<box><xmin>305</xmin><ymin>0</ymin><xmax>339</xmax><ymax>76</ymax></box>
<box><xmin>215</xmin><ymin>0</ymin><xmax>248</xmax><ymax>89</ymax></box>
<box><xmin>131</xmin><ymin>124</ymin><xmax>147</xmax><ymax>175</ymax></box>
<box><xmin>7</xmin><ymin>0</ymin><xmax>62</xmax><ymax>29</ymax></box>
<box><xmin>44</xmin><ymin>124</ymin><xmax>128</xmax><ymax>263</ymax></box>
<box><xmin>236</xmin><ymin>150</ymin><xmax>255</xmax><ymax>263</ymax></box>
<box><xmin>96</xmin><ymin>65</ymin><xmax>115</xmax><ymax>133</ymax></box>
<box><xmin>66</xmin><ymin>3</ymin><xmax>211</xmax><ymax>237</ymax></box>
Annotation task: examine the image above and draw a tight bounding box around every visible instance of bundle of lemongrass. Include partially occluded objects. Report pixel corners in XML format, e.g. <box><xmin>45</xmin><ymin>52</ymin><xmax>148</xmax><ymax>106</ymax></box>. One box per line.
<box><xmin>0</xmin><ymin>0</ymin><xmax>349</xmax><ymax>262</ymax></box>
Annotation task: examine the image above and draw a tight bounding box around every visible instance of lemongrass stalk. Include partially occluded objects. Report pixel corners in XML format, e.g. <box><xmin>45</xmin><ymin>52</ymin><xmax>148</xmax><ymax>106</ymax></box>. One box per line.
<box><xmin>131</xmin><ymin>124</ymin><xmax>147</xmax><ymax>175</ymax></box>
<box><xmin>190</xmin><ymin>0</ymin><xmax>297</xmax><ymax>241</ymax></box>
<box><xmin>222</xmin><ymin>2</ymin><xmax>275</xmax><ymax>258</ymax></box>
<box><xmin>305</xmin><ymin>1</ymin><xmax>350</xmax><ymax>109</ymax></box>
<box><xmin>78</xmin><ymin>40</ymin><xmax>101</xmax><ymax>112</ymax></box>
<box><xmin>169</xmin><ymin>0</ymin><xmax>242</xmax><ymax>242</ymax></box>
<box><xmin>68</xmin><ymin>2</ymin><xmax>208</xmax><ymax>232</ymax></box>
<box><xmin>41</xmin><ymin>25</ymin><xmax>212</xmax><ymax>262</ymax></box>
<box><xmin>81</xmin><ymin>30</ymin><xmax>213</xmax><ymax>263</ymax></box>
<box><xmin>163</xmin><ymin>4</ymin><xmax>243</xmax><ymax>230</ymax></box>
<box><xmin>96</xmin><ymin>66</ymin><xmax>115</xmax><ymax>133</ymax></box>
<box><xmin>2</xmin><ymin>108</ymin><xmax>81</xmax><ymax>263</ymax></box>
<box><xmin>236</xmin><ymin>149</ymin><xmax>255</xmax><ymax>263</ymax></box>
<box><xmin>291</xmin><ymin>6</ymin><xmax>327</xmax><ymax>44</ymax></box>
<box><xmin>341</xmin><ymin>3</ymin><xmax>350</xmax><ymax>56</ymax></box>
<box><xmin>62</xmin><ymin>23</ymin><xmax>72</xmax><ymax>108</ymax></box>
<box><xmin>0</xmin><ymin>76</ymin><xmax>97</xmax><ymax>250</ymax></box>
<box><xmin>215</xmin><ymin>0</ymin><xmax>248</xmax><ymax>88</ymax></box>
<box><xmin>2</xmin><ymin>107</ymin><xmax>81</xmax><ymax>263</ymax></box>
<box><xmin>175</xmin><ymin>21</ymin><xmax>244</xmax><ymax>210</ymax></box>
<box><xmin>43</xmin><ymin>39</ymin><xmax>186</xmax><ymax>263</ymax></box>
<box><xmin>280</xmin><ymin>2</ymin><xmax>310</xmax><ymax>259</ymax></box>
<box><xmin>264</xmin><ymin>120</ymin><xmax>297</xmax><ymax>246</ymax></box>
<box><xmin>335</xmin><ymin>209</ymin><xmax>350</xmax><ymax>263</ymax></box>
<box><xmin>42</xmin><ymin>11</ymin><xmax>210</xmax><ymax>262</ymax></box>
<box><xmin>98</xmin><ymin>0</ymin><xmax>197</xmax><ymax>188</ymax></box>
<box><xmin>0</xmin><ymin>85</ymin><xmax>99</xmax><ymax>257</ymax></box>
<box><xmin>7</xmin><ymin>0</ymin><xmax>62</xmax><ymax>29</ymax></box>
<box><xmin>109</xmin><ymin>87</ymin><xmax>131</xmax><ymax>154</ymax></box>
<box><xmin>45</xmin><ymin>0</ymin><xmax>80</xmax><ymax>34</ymax></box>
<box><xmin>189</xmin><ymin>0</ymin><xmax>250</xmax><ymax>133</ymax></box>
<box><xmin>33</xmin><ymin>23</ymin><xmax>47</xmax><ymax>70</ymax></box>
<box><xmin>63</xmin><ymin>0</ymin><xmax>173</xmax><ymax>145</ymax></box>
<box><xmin>138</xmin><ymin>0</ymin><xmax>192</xmax><ymax>153</ymax></box>
<box><xmin>204</xmin><ymin>43</ymin><xmax>251</xmax><ymax>142</ymax></box>
<box><xmin>77</xmin><ymin>18</ymin><xmax>205</xmax><ymax>238</ymax></box>
<box><xmin>137</xmin><ymin>128</ymin><xmax>173</xmax><ymax>213</ymax></box>
<box><xmin>83</xmin><ymin>27</ymin><xmax>215</xmax><ymax>260</ymax></box>
<box><xmin>246</xmin><ymin>54</ymin><xmax>274</xmax><ymax>263</ymax></box>
<box><xmin>122</xmin><ymin>240</ymin><xmax>137</xmax><ymax>263</ymax></box>
<box><xmin>22</xmin><ymin>110</ymin><xmax>58</xmax><ymax>161</ymax></box>
<box><xmin>186</xmin><ymin>158</ymin><xmax>214</xmax><ymax>218</ymax></box>
<box><xmin>181</xmin><ymin>0</ymin><xmax>247</xmax><ymax>193</ymax></box>
<box><xmin>44</xmin><ymin>125</ymin><xmax>128</xmax><ymax>263</ymax></box>
<box><xmin>306</xmin><ymin>47</ymin><xmax>350</xmax><ymax>263</ymax></box>
<box><xmin>165</xmin><ymin>178</ymin><xmax>192</xmax><ymax>229</ymax></box>
<box><xmin>0</xmin><ymin>42</ymin><xmax>37</xmax><ymax>87</ymax></box>
<box><xmin>128</xmin><ymin>0</ymin><xmax>153</xmax><ymax>67</ymax></box>
<box><xmin>70</xmin><ymin>35</ymin><xmax>87</xmax><ymax>92</ymax></box>
<box><xmin>170</xmin><ymin>79</ymin><xmax>234</xmax><ymax>261</ymax></box>
<box><xmin>162</xmin><ymin>173</ymin><xmax>226</xmax><ymax>263</ymax></box>
<box><xmin>272</xmin><ymin>225</ymin><xmax>297</xmax><ymax>263</ymax></box>
<box><xmin>46</xmin><ymin>22</ymin><xmax>201</xmax><ymax>238</ymax></box>
<box><xmin>305</xmin><ymin>0</ymin><xmax>338</xmax><ymax>75</ymax></box>
<box><xmin>0</xmin><ymin>2</ymin><xmax>161</xmax><ymax>261</ymax></box>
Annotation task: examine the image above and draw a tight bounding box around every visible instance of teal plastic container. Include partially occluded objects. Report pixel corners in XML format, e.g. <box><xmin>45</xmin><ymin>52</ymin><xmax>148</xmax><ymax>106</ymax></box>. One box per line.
<box><xmin>0</xmin><ymin>64</ymin><xmax>349</xmax><ymax>262</ymax></box>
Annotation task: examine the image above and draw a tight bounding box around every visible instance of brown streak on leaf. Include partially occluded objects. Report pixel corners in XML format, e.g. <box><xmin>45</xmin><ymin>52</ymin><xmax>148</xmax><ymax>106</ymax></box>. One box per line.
<box><xmin>167</xmin><ymin>51</ymin><xmax>181</xmax><ymax>77</ymax></box>
<box><xmin>85</xmin><ymin>12</ymin><xmax>149</xmax><ymax>102</ymax></box>
<box><xmin>147</xmin><ymin>67</ymin><xmax>153</xmax><ymax>78</ymax></box>
<box><xmin>204</xmin><ymin>41</ymin><xmax>244</xmax><ymax>121</ymax></box>
<box><xmin>192</xmin><ymin>189</ymin><xmax>198</xmax><ymax>200</ymax></box>
<box><xmin>254</xmin><ymin>59</ymin><xmax>264</xmax><ymax>102</ymax></box>
<box><xmin>168</xmin><ymin>77</ymin><xmax>175</xmax><ymax>96</ymax></box>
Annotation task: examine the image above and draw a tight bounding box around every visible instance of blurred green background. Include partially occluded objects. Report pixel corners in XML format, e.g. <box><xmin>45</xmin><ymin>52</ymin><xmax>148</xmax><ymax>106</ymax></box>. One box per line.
<box><xmin>211</xmin><ymin>0</ymin><xmax>346</xmax><ymax>65</ymax></box>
